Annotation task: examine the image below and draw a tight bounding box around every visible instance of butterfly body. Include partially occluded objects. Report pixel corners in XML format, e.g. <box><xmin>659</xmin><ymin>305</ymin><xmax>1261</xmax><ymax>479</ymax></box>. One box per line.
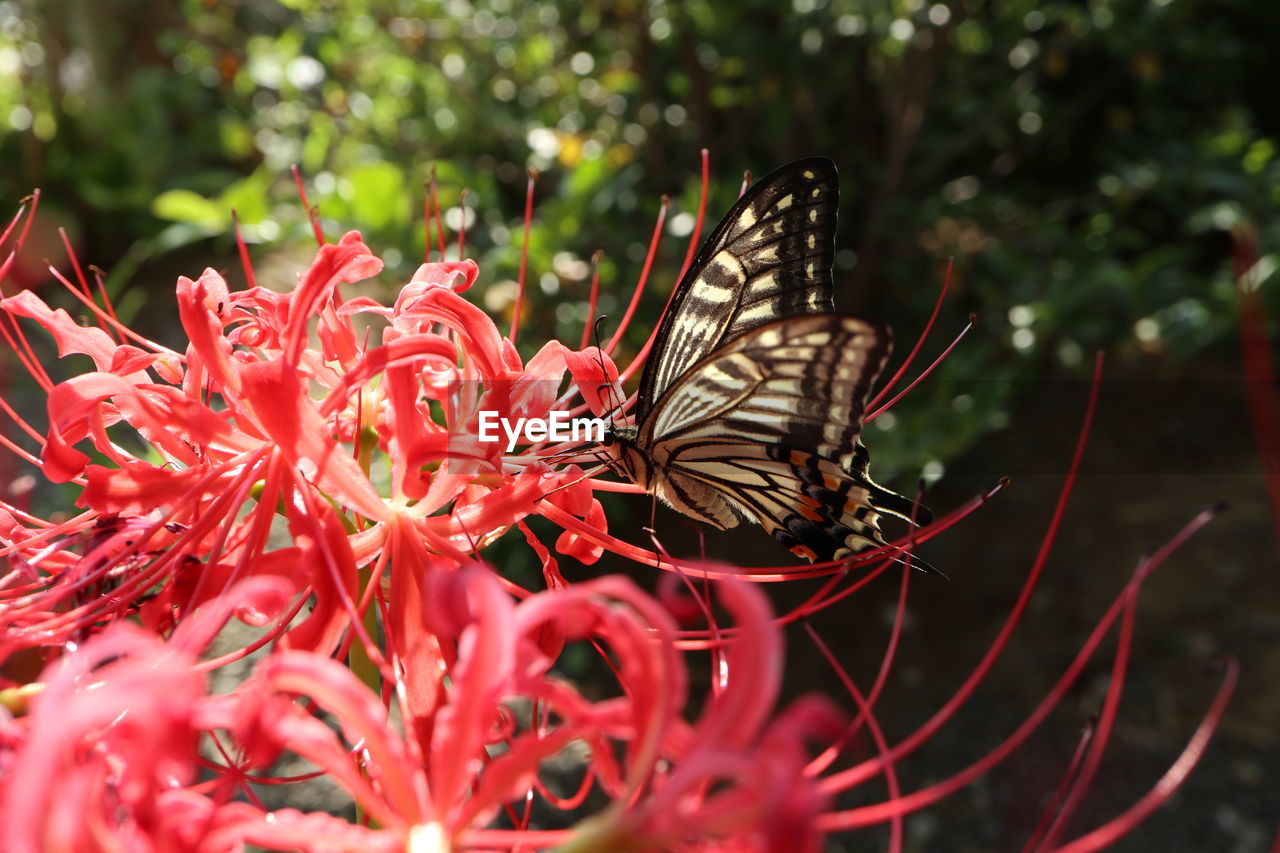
<box><xmin>605</xmin><ymin>158</ymin><xmax>926</xmax><ymax>563</ymax></box>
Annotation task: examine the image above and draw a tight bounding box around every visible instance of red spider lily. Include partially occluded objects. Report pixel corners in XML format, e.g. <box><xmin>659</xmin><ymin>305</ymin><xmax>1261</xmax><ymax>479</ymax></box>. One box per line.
<box><xmin>0</xmin><ymin>160</ymin><xmax>1235</xmax><ymax>851</ymax></box>
<box><xmin>0</xmin><ymin>228</ymin><xmax>607</xmax><ymax>656</ymax></box>
<box><xmin>0</xmin><ymin>576</ymin><xmax>293</xmax><ymax>853</ymax></box>
<box><xmin>0</xmin><ymin>568</ymin><xmax>841</xmax><ymax>852</ymax></box>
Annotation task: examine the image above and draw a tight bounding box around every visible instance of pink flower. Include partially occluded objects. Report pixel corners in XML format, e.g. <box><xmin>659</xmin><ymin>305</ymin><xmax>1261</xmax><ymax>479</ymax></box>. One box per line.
<box><xmin>0</xmin><ymin>577</ymin><xmax>292</xmax><ymax>853</ymax></box>
<box><xmin>0</xmin><ymin>566</ymin><xmax>834</xmax><ymax>852</ymax></box>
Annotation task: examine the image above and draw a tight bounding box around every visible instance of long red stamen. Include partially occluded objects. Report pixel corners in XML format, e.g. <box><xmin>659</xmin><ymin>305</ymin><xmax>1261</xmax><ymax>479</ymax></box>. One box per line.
<box><xmin>89</xmin><ymin>267</ymin><xmax>126</xmax><ymax>345</ymax></box>
<box><xmin>1018</xmin><ymin>720</ymin><xmax>1097</xmax><ymax>853</ymax></box>
<box><xmin>0</xmin><ymin>307</ymin><xmax>54</xmax><ymax>391</ymax></box>
<box><xmin>34</xmin><ymin>263</ymin><xmax>181</xmax><ymax>357</ymax></box>
<box><xmin>56</xmin><ymin>227</ymin><xmax>91</xmax><ymax>297</ymax></box>
<box><xmin>676</xmin><ymin>149</ymin><xmax>711</xmax><ymax>282</ymax></box>
<box><xmin>806</xmin><ymin>622</ymin><xmax>904</xmax><ymax>853</ymax></box>
<box><xmin>819</xmin><ymin>504</ymin><xmax>1221</xmax><ymax>825</ymax></box>
<box><xmin>291</xmin><ymin>164</ymin><xmax>325</xmax><ymax>246</ymax></box>
<box><xmin>821</xmin><ymin>353</ymin><xmax>1105</xmax><ymax>793</ymax></box>
<box><xmin>579</xmin><ymin>250</ymin><xmax>603</xmax><ymax>350</ymax></box>
<box><xmin>1033</xmin><ymin>590</ymin><xmax>1139</xmax><ymax>850</ymax></box>
<box><xmin>1049</xmin><ymin>660</ymin><xmax>1236</xmax><ymax>853</ymax></box>
<box><xmin>457</xmin><ymin>188</ymin><xmax>469</xmax><ymax>260</ymax></box>
<box><xmin>429</xmin><ymin>164</ymin><xmax>446</xmax><ymax>259</ymax></box>
<box><xmin>232</xmin><ymin>209</ymin><xmax>259</xmax><ymax>290</ymax></box>
<box><xmin>509</xmin><ymin>168</ymin><xmax>536</xmax><ymax>345</ymax></box>
<box><xmin>868</xmin><ymin>257</ymin><xmax>953</xmax><ymax>411</ymax></box>
<box><xmin>867</xmin><ymin>313</ymin><xmax>975</xmax><ymax>421</ymax></box>
<box><xmin>0</xmin><ymin>190</ymin><xmax>39</xmax><ymax>250</ymax></box>
<box><xmin>605</xmin><ymin>195</ymin><xmax>668</xmax><ymax>357</ymax></box>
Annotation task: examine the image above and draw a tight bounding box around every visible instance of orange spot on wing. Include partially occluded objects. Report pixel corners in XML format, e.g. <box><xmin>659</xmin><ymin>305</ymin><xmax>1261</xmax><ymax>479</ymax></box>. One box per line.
<box><xmin>795</xmin><ymin>497</ymin><xmax>824</xmax><ymax>522</ymax></box>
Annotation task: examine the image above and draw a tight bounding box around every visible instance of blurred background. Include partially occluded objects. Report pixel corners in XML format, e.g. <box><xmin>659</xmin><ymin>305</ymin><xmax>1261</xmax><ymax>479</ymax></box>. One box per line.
<box><xmin>2</xmin><ymin>0</ymin><xmax>1276</xmax><ymax>850</ymax></box>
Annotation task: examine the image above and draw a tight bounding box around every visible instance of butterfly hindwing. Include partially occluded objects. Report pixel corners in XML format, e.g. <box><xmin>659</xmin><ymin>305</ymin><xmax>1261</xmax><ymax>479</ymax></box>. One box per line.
<box><xmin>650</xmin><ymin>439</ymin><xmax>918</xmax><ymax>561</ymax></box>
<box><xmin>646</xmin><ymin>314</ymin><xmax>887</xmax><ymax>470</ymax></box>
<box><xmin>637</xmin><ymin>158</ymin><xmax>839</xmax><ymax>417</ymax></box>
<box><xmin>636</xmin><ymin>314</ymin><xmax>924</xmax><ymax>559</ymax></box>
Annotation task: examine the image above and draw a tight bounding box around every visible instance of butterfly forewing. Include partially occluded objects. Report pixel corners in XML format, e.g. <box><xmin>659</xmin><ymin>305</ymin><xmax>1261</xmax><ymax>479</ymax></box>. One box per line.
<box><xmin>637</xmin><ymin>158</ymin><xmax>839</xmax><ymax>417</ymax></box>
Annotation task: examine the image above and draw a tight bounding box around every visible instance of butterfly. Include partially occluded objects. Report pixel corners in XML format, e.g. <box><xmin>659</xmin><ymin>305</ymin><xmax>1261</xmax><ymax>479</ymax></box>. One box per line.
<box><xmin>602</xmin><ymin>157</ymin><xmax>929</xmax><ymax>563</ymax></box>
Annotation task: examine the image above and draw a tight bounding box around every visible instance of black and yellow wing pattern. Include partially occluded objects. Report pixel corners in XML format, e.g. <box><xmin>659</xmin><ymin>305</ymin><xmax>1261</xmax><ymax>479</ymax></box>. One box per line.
<box><xmin>608</xmin><ymin>158</ymin><xmax>927</xmax><ymax>563</ymax></box>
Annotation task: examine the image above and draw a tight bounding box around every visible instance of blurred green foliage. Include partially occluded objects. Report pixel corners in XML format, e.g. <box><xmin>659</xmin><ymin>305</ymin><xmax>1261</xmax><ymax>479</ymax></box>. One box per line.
<box><xmin>2</xmin><ymin>0</ymin><xmax>1277</xmax><ymax>476</ymax></box>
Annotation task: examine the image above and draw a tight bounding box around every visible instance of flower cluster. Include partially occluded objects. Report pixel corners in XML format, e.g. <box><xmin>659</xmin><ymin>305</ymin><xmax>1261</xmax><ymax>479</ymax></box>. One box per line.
<box><xmin>0</xmin><ymin>170</ymin><xmax>1233</xmax><ymax>851</ymax></box>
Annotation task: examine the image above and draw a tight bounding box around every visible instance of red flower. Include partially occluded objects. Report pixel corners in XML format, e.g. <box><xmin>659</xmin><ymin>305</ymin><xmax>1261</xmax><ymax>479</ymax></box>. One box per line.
<box><xmin>0</xmin><ymin>577</ymin><xmax>292</xmax><ymax>853</ymax></box>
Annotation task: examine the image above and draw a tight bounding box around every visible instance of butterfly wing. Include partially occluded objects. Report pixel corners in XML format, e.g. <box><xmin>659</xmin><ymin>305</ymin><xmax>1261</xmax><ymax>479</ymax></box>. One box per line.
<box><xmin>639</xmin><ymin>314</ymin><xmax>926</xmax><ymax>561</ymax></box>
<box><xmin>637</xmin><ymin>157</ymin><xmax>839</xmax><ymax>419</ymax></box>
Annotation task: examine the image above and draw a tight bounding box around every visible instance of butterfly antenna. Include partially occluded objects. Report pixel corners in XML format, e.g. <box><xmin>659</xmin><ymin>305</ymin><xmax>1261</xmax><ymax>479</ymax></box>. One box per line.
<box><xmin>590</xmin><ymin>314</ymin><xmax>625</xmax><ymax>421</ymax></box>
<box><xmin>535</xmin><ymin>458</ymin><xmax>612</xmax><ymax>502</ymax></box>
<box><xmin>539</xmin><ymin>437</ymin><xmax>631</xmax><ymax>483</ymax></box>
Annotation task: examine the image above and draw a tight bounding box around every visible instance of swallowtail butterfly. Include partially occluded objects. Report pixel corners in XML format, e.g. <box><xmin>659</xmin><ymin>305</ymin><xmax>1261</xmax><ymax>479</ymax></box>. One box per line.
<box><xmin>603</xmin><ymin>157</ymin><xmax>928</xmax><ymax>562</ymax></box>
